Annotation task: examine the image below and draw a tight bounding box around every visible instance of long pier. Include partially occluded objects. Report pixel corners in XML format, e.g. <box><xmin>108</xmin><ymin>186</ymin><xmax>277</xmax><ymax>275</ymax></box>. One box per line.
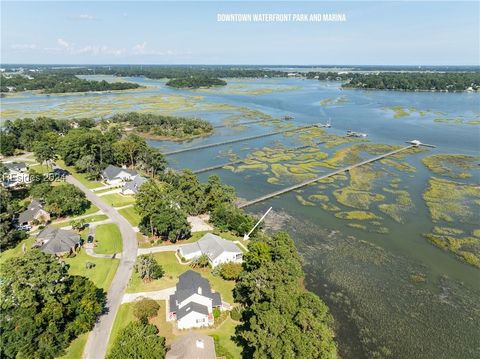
<box><xmin>163</xmin><ymin>124</ymin><xmax>317</xmax><ymax>156</ymax></box>
<box><xmin>238</xmin><ymin>144</ymin><xmax>416</xmax><ymax>208</ymax></box>
<box><xmin>193</xmin><ymin>141</ymin><xmax>326</xmax><ymax>174</ymax></box>
<box><xmin>213</xmin><ymin>119</ymin><xmax>279</xmax><ymax>129</ymax></box>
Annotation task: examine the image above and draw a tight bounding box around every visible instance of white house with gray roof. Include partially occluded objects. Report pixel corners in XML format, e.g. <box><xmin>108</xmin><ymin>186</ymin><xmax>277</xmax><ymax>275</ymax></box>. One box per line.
<box><xmin>121</xmin><ymin>175</ymin><xmax>147</xmax><ymax>195</ymax></box>
<box><xmin>101</xmin><ymin>165</ymin><xmax>137</xmax><ymax>185</ymax></box>
<box><xmin>2</xmin><ymin>161</ymin><xmax>29</xmax><ymax>188</ymax></box>
<box><xmin>178</xmin><ymin>233</ymin><xmax>243</xmax><ymax>268</ymax></box>
<box><xmin>168</xmin><ymin>270</ymin><xmax>222</xmax><ymax>329</ymax></box>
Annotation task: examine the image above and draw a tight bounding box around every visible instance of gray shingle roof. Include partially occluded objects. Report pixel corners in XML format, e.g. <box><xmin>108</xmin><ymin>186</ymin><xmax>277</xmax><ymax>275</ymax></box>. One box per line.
<box><xmin>121</xmin><ymin>175</ymin><xmax>147</xmax><ymax>194</ymax></box>
<box><xmin>166</xmin><ymin>333</ymin><xmax>216</xmax><ymax>359</ymax></box>
<box><xmin>4</xmin><ymin>162</ymin><xmax>27</xmax><ymax>172</ymax></box>
<box><xmin>176</xmin><ymin>301</ymin><xmax>209</xmax><ymax>320</ymax></box>
<box><xmin>101</xmin><ymin>165</ymin><xmax>137</xmax><ymax>181</ymax></box>
<box><xmin>36</xmin><ymin>227</ymin><xmax>81</xmax><ymax>255</ymax></box>
<box><xmin>18</xmin><ymin>199</ymin><xmax>46</xmax><ymax>224</ymax></box>
<box><xmin>197</xmin><ymin>233</ymin><xmax>242</xmax><ymax>262</ymax></box>
<box><xmin>169</xmin><ymin>270</ymin><xmax>221</xmax><ymax>315</ymax></box>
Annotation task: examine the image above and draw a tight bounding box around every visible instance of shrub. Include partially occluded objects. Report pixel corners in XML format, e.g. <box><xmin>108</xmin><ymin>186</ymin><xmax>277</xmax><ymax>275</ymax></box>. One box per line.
<box><xmin>133</xmin><ymin>298</ymin><xmax>160</xmax><ymax>321</ymax></box>
<box><xmin>230</xmin><ymin>306</ymin><xmax>243</xmax><ymax>321</ymax></box>
<box><xmin>135</xmin><ymin>255</ymin><xmax>164</xmax><ymax>281</ymax></box>
<box><xmin>218</xmin><ymin>262</ymin><xmax>243</xmax><ymax>280</ymax></box>
<box><xmin>213</xmin><ymin>307</ymin><xmax>221</xmax><ymax>319</ymax></box>
<box><xmin>85</xmin><ymin>262</ymin><xmax>96</xmax><ymax>269</ymax></box>
<box><xmin>190</xmin><ymin>254</ymin><xmax>210</xmax><ymax>268</ymax></box>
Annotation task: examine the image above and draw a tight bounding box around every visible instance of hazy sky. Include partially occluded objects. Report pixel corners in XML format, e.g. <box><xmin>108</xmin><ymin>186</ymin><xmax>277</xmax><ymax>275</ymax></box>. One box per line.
<box><xmin>1</xmin><ymin>1</ymin><xmax>478</xmax><ymax>65</ymax></box>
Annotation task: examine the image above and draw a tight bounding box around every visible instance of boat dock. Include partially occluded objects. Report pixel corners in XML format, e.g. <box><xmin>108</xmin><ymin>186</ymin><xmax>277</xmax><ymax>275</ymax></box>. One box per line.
<box><xmin>238</xmin><ymin>143</ymin><xmax>425</xmax><ymax>208</ymax></box>
<box><xmin>163</xmin><ymin>124</ymin><xmax>319</xmax><ymax>156</ymax></box>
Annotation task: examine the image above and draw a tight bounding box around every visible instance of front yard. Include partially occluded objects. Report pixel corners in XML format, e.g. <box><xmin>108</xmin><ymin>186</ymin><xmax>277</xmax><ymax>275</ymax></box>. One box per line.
<box><xmin>94</xmin><ymin>223</ymin><xmax>123</xmax><ymax>254</ymax></box>
<box><xmin>101</xmin><ymin>193</ymin><xmax>136</xmax><ymax>207</ymax></box>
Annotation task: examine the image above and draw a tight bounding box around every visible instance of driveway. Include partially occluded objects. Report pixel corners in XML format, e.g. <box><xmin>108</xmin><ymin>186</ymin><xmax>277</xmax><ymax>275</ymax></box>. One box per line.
<box><xmin>137</xmin><ymin>244</ymin><xmax>181</xmax><ymax>255</ymax></box>
<box><xmin>121</xmin><ymin>287</ymin><xmax>176</xmax><ymax>303</ymax></box>
<box><xmin>62</xmin><ymin>173</ymin><xmax>138</xmax><ymax>359</ymax></box>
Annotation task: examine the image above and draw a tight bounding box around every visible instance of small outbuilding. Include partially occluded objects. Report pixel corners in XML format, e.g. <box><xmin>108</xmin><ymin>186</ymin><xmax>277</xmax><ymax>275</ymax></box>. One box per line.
<box><xmin>34</xmin><ymin>227</ymin><xmax>81</xmax><ymax>256</ymax></box>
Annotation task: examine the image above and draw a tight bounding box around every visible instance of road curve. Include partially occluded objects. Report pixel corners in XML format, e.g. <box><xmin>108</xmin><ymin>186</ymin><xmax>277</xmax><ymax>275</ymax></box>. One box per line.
<box><xmin>63</xmin><ymin>174</ymin><xmax>138</xmax><ymax>359</ymax></box>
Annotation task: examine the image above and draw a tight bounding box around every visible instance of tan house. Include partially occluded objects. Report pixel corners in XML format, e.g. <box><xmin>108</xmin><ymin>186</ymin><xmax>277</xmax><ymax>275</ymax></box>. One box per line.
<box><xmin>18</xmin><ymin>199</ymin><xmax>50</xmax><ymax>226</ymax></box>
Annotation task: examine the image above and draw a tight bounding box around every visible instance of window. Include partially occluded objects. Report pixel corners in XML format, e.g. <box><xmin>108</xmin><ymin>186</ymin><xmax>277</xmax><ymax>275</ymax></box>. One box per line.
<box><xmin>196</xmin><ymin>318</ymin><xmax>205</xmax><ymax>323</ymax></box>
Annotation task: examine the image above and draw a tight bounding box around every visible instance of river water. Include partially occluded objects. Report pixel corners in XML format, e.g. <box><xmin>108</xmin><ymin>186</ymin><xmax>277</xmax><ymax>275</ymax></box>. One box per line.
<box><xmin>1</xmin><ymin>76</ymin><xmax>479</xmax><ymax>358</ymax></box>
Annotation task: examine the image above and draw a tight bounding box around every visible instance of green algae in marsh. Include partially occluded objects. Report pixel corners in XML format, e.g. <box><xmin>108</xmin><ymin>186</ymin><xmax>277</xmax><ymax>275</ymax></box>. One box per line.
<box><xmin>378</xmin><ymin>188</ymin><xmax>414</xmax><ymax>223</ymax></box>
<box><xmin>422</xmin><ymin>177</ymin><xmax>480</xmax><ymax>267</ymax></box>
<box><xmin>422</xmin><ymin>154</ymin><xmax>480</xmax><ymax>179</ymax></box>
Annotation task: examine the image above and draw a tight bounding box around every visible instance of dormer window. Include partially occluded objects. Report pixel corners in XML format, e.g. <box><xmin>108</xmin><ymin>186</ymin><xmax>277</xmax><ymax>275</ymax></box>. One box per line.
<box><xmin>198</xmin><ymin>287</ymin><xmax>202</xmax><ymax>295</ymax></box>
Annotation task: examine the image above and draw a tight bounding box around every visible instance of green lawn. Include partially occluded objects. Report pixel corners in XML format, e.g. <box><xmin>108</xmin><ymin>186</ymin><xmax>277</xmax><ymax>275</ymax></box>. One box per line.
<box><xmin>106</xmin><ymin>302</ymin><xmax>136</xmax><ymax>355</ymax></box>
<box><xmin>64</xmin><ymin>250</ymin><xmax>119</xmax><ymax>291</ymax></box>
<box><xmin>57</xmin><ymin>333</ymin><xmax>88</xmax><ymax>359</ymax></box>
<box><xmin>29</xmin><ymin>163</ymin><xmax>51</xmax><ymax>174</ymax></box>
<box><xmin>84</xmin><ymin>204</ymin><xmax>100</xmax><ymax>215</ymax></box>
<box><xmin>0</xmin><ymin>237</ymin><xmax>36</xmax><ymax>265</ymax></box>
<box><xmin>198</xmin><ymin>317</ymin><xmax>242</xmax><ymax>359</ymax></box>
<box><xmin>56</xmin><ymin>160</ymin><xmax>103</xmax><ymax>189</ymax></box>
<box><xmin>94</xmin><ymin>223</ymin><xmax>122</xmax><ymax>254</ymax></box>
<box><xmin>94</xmin><ymin>186</ymin><xmax>121</xmax><ymax>194</ymax></box>
<box><xmin>118</xmin><ymin>206</ymin><xmax>141</xmax><ymax>226</ymax></box>
<box><xmin>101</xmin><ymin>193</ymin><xmax>136</xmax><ymax>207</ymax></box>
<box><xmin>127</xmin><ymin>252</ymin><xmax>235</xmax><ymax>303</ymax></box>
<box><xmin>50</xmin><ymin>214</ymin><xmax>109</xmax><ymax>228</ymax></box>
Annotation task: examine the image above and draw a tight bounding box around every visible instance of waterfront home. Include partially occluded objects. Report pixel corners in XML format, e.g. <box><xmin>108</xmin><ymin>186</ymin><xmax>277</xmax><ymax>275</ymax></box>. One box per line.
<box><xmin>168</xmin><ymin>270</ymin><xmax>222</xmax><ymax>329</ymax></box>
<box><xmin>121</xmin><ymin>175</ymin><xmax>147</xmax><ymax>195</ymax></box>
<box><xmin>18</xmin><ymin>199</ymin><xmax>50</xmax><ymax>226</ymax></box>
<box><xmin>178</xmin><ymin>233</ymin><xmax>243</xmax><ymax>268</ymax></box>
<box><xmin>2</xmin><ymin>161</ymin><xmax>29</xmax><ymax>187</ymax></box>
<box><xmin>34</xmin><ymin>227</ymin><xmax>81</xmax><ymax>256</ymax></box>
<box><xmin>101</xmin><ymin>165</ymin><xmax>137</xmax><ymax>185</ymax></box>
<box><xmin>166</xmin><ymin>333</ymin><xmax>216</xmax><ymax>359</ymax></box>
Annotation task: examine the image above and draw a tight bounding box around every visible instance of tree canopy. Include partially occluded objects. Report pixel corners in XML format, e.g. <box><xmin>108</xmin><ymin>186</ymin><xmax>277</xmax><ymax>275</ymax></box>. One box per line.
<box><xmin>166</xmin><ymin>76</ymin><xmax>227</xmax><ymax>89</ymax></box>
<box><xmin>234</xmin><ymin>232</ymin><xmax>337</xmax><ymax>359</ymax></box>
<box><xmin>0</xmin><ymin>250</ymin><xmax>105</xmax><ymax>359</ymax></box>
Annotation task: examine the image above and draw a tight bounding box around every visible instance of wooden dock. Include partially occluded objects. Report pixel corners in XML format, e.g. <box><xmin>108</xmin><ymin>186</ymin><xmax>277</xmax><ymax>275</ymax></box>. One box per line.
<box><xmin>163</xmin><ymin>124</ymin><xmax>317</xmax><ymax>156</ymax></box>
<box><xmin>238</xmin><ymin>145</ymin><xmax>415</xmax><ymax>208</ymax></box>
<box><xmin>193</xmin><ymin>141</ymin><xmax>325</xmax><ymax>174</ymax></box>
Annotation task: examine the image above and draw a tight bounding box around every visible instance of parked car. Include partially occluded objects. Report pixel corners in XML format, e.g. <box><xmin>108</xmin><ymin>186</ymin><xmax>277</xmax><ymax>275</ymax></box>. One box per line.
<box><xmin>87</xmin><ymin>234</ymin><xmax>94</xmax><ymax>243</ymax></box>
<box><xmin>17</xmin><ymin>224</ymin><xmax>32</xmax><ymax>231</ymax></box>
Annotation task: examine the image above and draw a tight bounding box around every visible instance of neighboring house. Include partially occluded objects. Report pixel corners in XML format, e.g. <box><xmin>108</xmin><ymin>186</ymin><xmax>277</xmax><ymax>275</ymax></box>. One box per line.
<box><xmin>166</xmin><ymin>333</ymin><xmax>216</xmax><ymax>359</ymax></box>
<box><xmin>121</xmin><ymin>175</ymin><xmax>147</xmax><ymax>195</ymax></box>
<box><xmin>2</xmin><ymin>161</ymin><xmax>29</xmax><ymax>188</ymax></box>
<box><xmin>18</xmin><ymin>199</ymin><xmax>50</xmax><ymax>226</ymax></box>
<box><xmin>34</xmin><ymin>227</ymin><xmax>81</xmax><ymax>256</ymax></box>
<box><xmin>101</xmin><ymin>165</ymin><xmax>137</xmax><ymax>185</ymax></box>
<box><xmin>168</xmin><ymin>270</ymin><xmax>222</xmax><ymax>330</ymax></box>
<box><xmin>178</xmin><ymin>233</ymin><xmax>243</xmax><ymax>268</ymax></box>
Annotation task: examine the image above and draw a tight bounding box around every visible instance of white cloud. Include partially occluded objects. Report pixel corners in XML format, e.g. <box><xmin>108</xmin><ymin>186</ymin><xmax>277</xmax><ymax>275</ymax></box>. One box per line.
<box><xmin>71</xmin><ymin>14</ymin><xmax>97</xmax><ymax>21</ymax></box>
<box><xmin>131</xmin><ymin>41</ymin><xmax>178</xmax><ymax>56</ymax></box>
<box><xmin>57</xmin><ymin>38</ymin><xmax>70</xmax><ymax>48</ymax></box>
<box><xmin>132</xmin><ymin>41</ymin><xmax>147</xmax><ymax>55</ymax></box>
<box><xmin>10</xmin><ymin>44</ymin><xmax>37</xmax><ymax>50</ymax></box>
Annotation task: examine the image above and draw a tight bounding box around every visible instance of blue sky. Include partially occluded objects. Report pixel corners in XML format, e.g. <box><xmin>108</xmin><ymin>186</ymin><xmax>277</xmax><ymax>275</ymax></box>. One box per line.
<box><xmin>1</xmin><ymin>1</ymin><xmax>478</xmax><ymax>65</ymax></box>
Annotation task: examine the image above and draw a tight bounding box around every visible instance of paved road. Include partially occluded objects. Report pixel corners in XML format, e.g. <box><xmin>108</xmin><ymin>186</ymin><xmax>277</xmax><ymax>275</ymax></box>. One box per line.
<box><xmin>121</xmin><ymin>287</ymin><xmax>176</xmax><ymax>303</ymax></box>
<box><xmin>63</xmin><ymin>174</ymin><xmax>138</xmax><ymax>359</ymax></box>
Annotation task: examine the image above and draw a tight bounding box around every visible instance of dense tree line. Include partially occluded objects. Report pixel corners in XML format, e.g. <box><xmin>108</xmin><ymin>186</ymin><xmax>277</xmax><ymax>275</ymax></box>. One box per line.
<box><xmin>45</xmin><ymin>66</ymin><xmax>288</xmax><ymax>79</ymax></box>
<box><xmin>306</xmin><ymin>71</ymin><xmax>480</xmax><ymax>91</ymax></box>
<box><xmin>234</xmin><ymin>231</ymin><xmax>337</xmax><ymax>359</ymax></box>
<box><xmin>1</xmin><ymin>116</ymin><xmax>167</xmax><ymax>179</ymax></box>
<box><xmin>110</xmin><ymin>112</ymin><xmax>213</xmax><ymax>139</ymax></box>
<box><xmin>0</xmin><ymin>185</ymin><xmax>27</xmax><ymax>250</ymax></box>
<box><xmin>0</xmin><ymin>250</ymin><xmax>105</xmax><ymax>358</ymax></box>
<box><xmin>0</xmin><ymin>73</ymin><xmax>139</xmax><ymax>93</ymax></box>
<box><xmin>166</xmin><ymin>76</ymin><xmax>227</xmax><ymax>89</ymax></box>
<box><xmin>135</xmin><ymin>172</ymin><xmax>241</xmax><ymax>241</ymax></box>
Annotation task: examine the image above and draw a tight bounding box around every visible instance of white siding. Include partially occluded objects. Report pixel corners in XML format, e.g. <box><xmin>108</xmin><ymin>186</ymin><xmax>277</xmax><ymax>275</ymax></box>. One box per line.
<box><xmin>178</xmin><ymin>294</ymin><xmax>213</xmax><ymax>312</ymax></box>
<box><xmin>211</xmin><ymin>251</ymin><xmax>243</xmax><ymax>268</ymax></box>
<box><xmin>177</xmin><ymin>311</ymin><xmax>210</xmax><ymax>330</ymax></box>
